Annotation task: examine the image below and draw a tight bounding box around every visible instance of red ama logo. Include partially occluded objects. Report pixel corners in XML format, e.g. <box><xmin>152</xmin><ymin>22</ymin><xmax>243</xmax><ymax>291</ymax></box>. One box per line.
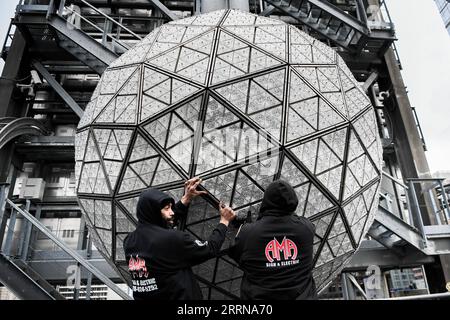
<box><xmin>265</xmin><ymin>237</ymin><xmax>298</xmax><ymax>262</ymax></box>
<box><xmin>128</xmin><ymin>255</ymin><xmax>149</xmax><ymax>278</ymax></box>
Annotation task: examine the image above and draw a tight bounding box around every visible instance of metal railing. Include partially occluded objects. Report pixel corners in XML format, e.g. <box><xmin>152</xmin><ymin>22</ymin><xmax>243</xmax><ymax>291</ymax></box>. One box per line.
<box><xmin>54</xmin><ymin>0</ymin><xmax>143</xmax><ymax>54</ymax></box>
<box><xmin>379</xmin><ymin>171</ymin><xmax>450</xmax><ymax>247</ymax></box>
<box><xmin>0</xmin><ymin>184</ymin><xmax>131</xmax><ymax>300</ymax></box>
<box><xmin>1</xmin><ymin>19</ymin><xmax>16</xmax><ymax>60</ymax></box>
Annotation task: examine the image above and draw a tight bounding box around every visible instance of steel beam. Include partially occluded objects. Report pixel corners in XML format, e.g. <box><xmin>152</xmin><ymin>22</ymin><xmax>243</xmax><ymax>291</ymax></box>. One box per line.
<box><xmin>6</xmin><ymin>199</ymin><xmax>131</xmax><ymax>300</ymax></box>
<box><xmin>32</xmin><ymin>61</ymin><xmax>84</xmax><ymax>118</ymax></box>
<box><xmin>260</xmin><ymin>5</ymin><xmax>276</xmax><ymax>16</ymax></box>
<box><xmin>0</xmin><ymin>253</ymin><xmax>54</xmax><ymax>300</ymax></box>
<box><xmin>147</xmin><ymin>0</ymin><xmax>179</xmax><ymax>21</ymax></box>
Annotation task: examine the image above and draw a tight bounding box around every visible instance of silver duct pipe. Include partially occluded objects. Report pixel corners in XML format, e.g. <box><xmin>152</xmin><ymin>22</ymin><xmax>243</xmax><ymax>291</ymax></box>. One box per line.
<box><xmin>201</xmin><ymin>0</ymin><xmax>227</xmax><ymax>13</ymax></box>
<box><xmin>229</xmin><ymin>0</ymin><xmax>250</xmax><ymax>11</ymax></box>
<box><xmin>200</xmin><ymin>0</ymin><xmax>250</xmax><ymax>13</ymax></box>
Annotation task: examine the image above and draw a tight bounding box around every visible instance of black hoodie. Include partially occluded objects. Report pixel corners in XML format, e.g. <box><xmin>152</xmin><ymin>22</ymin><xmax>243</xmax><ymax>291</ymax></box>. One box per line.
<box><xmin>123</xmin><ymin>188</ymin><xmax>228</xmax><ymax>300</ymax></box>
<box><xmin>228</xmin><ymin>180</ymin><xmax>317</xmax><ymax>300</ymax></box>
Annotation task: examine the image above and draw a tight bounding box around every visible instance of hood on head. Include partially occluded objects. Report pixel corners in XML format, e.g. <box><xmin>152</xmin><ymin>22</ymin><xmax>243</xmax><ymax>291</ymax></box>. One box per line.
<box><xmin>259</xmin><ymin>180</ymin><xmax>298</xmax><ymax>216</ymax></box>
<box><xmin>136</xmin><ymin>188</ymin><xmax>175</xmax><ymax>227</ymax></box>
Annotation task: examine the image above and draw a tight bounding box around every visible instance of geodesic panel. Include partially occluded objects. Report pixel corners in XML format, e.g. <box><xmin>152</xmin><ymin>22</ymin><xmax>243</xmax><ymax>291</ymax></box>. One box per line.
<box><xmin>75</xmin><ymin>9</ymin><xmax>382</xmax><ymax>298</ymax></box>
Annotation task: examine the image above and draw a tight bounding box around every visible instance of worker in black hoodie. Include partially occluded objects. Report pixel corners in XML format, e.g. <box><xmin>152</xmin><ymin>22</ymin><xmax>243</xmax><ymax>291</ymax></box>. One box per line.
<box><xmin>228</xmin><ymin>180</ymin><xmax>317</xmax><ymax>300</ymax></box>
<box><xmin>123</xmin><ymin>177</ymin><xmax>236</xmax><ymax>300</ymax></box>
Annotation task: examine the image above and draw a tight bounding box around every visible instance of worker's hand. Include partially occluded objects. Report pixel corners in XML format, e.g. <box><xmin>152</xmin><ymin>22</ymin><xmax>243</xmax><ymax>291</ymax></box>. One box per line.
<box><xmin>219</xmin><ymin>201</ymin><xmax>236</xmax><ymax>227</ymax></box>
<box><xmin>181</xmin><ymin>177</ymin><xmax>208</xmax><ymax>206</ymax></box>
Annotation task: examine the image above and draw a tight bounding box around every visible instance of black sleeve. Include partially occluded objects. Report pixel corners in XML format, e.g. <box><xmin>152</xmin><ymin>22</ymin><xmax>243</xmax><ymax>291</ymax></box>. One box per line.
<box><xmin>227</xmin><ymin>223</ymin><xmax>250</xmax><ymax>264</ymax></box>
<box><xmin>177</xmin><ymin>223</ymin><xmax>228</xmax><ymax>268</ymax></box>
<box><xmin>173</xmin><ymin>200</ymin><xmax>188</xmax><ymax>225</ymax></box>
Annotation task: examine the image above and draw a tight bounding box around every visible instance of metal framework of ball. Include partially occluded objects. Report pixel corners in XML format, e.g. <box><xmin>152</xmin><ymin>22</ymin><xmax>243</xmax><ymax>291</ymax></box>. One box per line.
<box><xmin>75</xmin><ymin>9</ymin><xmax>382</xmax><ymax>298</ymax></box>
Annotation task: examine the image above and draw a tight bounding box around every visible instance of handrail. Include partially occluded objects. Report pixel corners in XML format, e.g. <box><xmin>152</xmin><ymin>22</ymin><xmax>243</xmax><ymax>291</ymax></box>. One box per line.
<box><xmin>78</xmin><ymin>0</ymin><xmax>142</xmax><ymax>41</ymax></box>
<box><xmin>62</xmin><ymin>5</ymin><xmax>131</xmax><ymax>51</ymax></box>
<box><xmin>6</xmin><ymin>199</ymin><xmax>132</xmax><ymax>300</ymax></box>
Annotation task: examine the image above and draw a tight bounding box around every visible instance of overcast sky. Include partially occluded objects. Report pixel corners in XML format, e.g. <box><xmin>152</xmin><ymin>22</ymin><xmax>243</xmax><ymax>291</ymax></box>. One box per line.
<box><xmin>0</xmin><ymin>0</ymin><xmax>449</xmax><ymax>173</ymax></box>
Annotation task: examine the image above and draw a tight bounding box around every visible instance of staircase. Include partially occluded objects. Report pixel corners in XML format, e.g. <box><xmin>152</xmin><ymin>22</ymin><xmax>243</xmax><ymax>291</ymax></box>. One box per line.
<box><xmin>263</xmin><ymin>0</ymin><xmax>395</xmax><ymax>56</ymax></box>
<box><xmin>0</xmin><ymin>252</ymin><xmax>65</xmax><ymax>300</ymax></box>
<box><xmin>0</xmin><ymin>117</ymin><xmax>50</xmax><ymax>150</ymax></box>
<box><xmin>367</xmin><ymin>176</ymin><xmax>450</xmax><ymax>257</ymax></box>
<box><xmin>13</xmin><ymin>0</ymin><xmax>145</xmax><ymax>75</ymax></box>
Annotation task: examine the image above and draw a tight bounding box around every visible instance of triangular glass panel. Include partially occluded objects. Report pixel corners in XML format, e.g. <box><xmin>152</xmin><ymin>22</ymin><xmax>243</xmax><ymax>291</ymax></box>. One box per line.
<box><xmin>129</xmin><ymin>134</ymin><xmax>158</xmax><ymax>162</ymax></box>
<box><xmin>321</xmin><ymin>127</ymin><xmax>348</xmax><ymax>162</ymax></box>
<box><xmin>293</xmin><ymin>183</ymin><xmax>310</xmax><ymax>217</ymax></box>
<box><xmin>304</xmin><ymin>184</ymin><xmax>334</xmax><ymax>218</ymax></box>
<box><xmin>119</xmin><ymin>196</ymin><xmax>140</xmax><ymax>221</ymax></box>
<box><xmin>203</xmin><ymin>170</ymin><xmax>237</xmax><ymax>206</ymax></box>
<box><xmin>152</xmin><ymin>158</ymin><xmax>183</xmax><ymax>186</ymax></box>
<box><xmin>214</xmin><ymin>79</ymin><xmax>249</xmax><ymax>113</ymax></box>
<box><xmin>99</xmin><ymin>66</ymin><xmax>137</xmax><ymax>95</ymax></box>
<box><xmin>242</xmin><ymin>154</ymin><xmax>279</xmax><ymax>190</ymax></box>
<box><xmin>290</xmin><ymin>139</ymin><xmax>319</xmax><ymax>174</ymax></box>
<box><xmin>222</xmin><ymin>10</ymin><xmax>257</xmax><ymax>26</ymax></box>
<box><xmin>203</xmin><ymin>96</ymin><xmax>240</xmax><ymax>133</ymax></box>
<box><xmin>249</xmin><ymin>106</ymin><xmax>282</xmax><ymax>140</ymax></box>
<box><xmin>130</xmin><ymin>157</ymin><xmax>159</xmax><ymax>186</ymax></box>
<box><xmin>280</xmin><ymin>156</ymin><xmax>309</xmax><ymax>187</ymax></box>
<box><xmin>103</xmin><ymin>160</ymin><xmax>122</xmax><ymax>191</ymax></box>
<box><xmin>231</xmin><ymin>171</ymin><xmax>264</xmax><ymax>208</ymax></box>
<box><xmin>316</xmin><ymin>165</ymin><xmax>343</xmax><ymax>199</ymax></box>
<box><xmin>343</xmin><ymin>194</ymin><xmax>366</xmax><ymax>226</ymax></box>
<box><xmin>84</xmin><ymin>133</ymin><xmax>101</xmax><ymax>162</ymax></box>
<box><xmin>237</xmin><ymin>123</ymin><xmax>278</xmax><ymax>162</ymax></box>
<box><xmin>317</xmin><ymin>99</ymin><xmax>345</xmax><ymax>130</ymax></box>
<box><xmin>119</xmin><ymin>166</ymin><xmax>146</xmax><ymax>194</ymax></box>
<box><xmin>311</xmin><ymin>213</ymin><xmax>334</xmax><ymax>238</ymax></box>
<box><xmin>143</xmin><ymin>113</ymin><xmax>171</xmax><ymax>148</ymax></box>
<box><xmin>315</xmin><ymin>140</ymin><xmax>342</xmax><ymax>175</ymax></box>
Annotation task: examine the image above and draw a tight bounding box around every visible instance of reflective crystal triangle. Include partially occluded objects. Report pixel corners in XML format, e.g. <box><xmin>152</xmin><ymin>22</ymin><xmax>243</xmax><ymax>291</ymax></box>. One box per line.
<box><xmin>312</xmin><ymin>213</ymin><xmax>334</xmax><ymax>238</ymax></box>
<box><xmin>304</xmin><ymin>184</ymin><xmax>334</xmax><ymax>218</ymax></box>
<box><xmin>321</xmin><ymin>127</ymin><xmax>348</xmax><ymax>162</ymax></box>
<box><xmin>167</xmin><ymin>138</ymin><xmax>193</xmax><ymax>173</ymax></box>
<box><xmin>129</xmin><ymin>133</ymin><xmax>158</xmax><ymax>162</ymax></box>
<box><xmin>242</xmin><ymin>155</ymin><xmax>279</xmax><ymax>190</ymax></box>
<box><xmin>99</xmin><ymin>66</ymin><xmax>137</xmax><ymax>95</ymax></box>
<box><xmin>287</xmin><ymin>105</ymin><xmax>317</xmax><ymax>142</ymax></box>
<box><xmin>343</xmin><ymin>195</ymin><xmax>366</xmax><ymax>226</ymax></box>
<box><xmin>173</xmin><ymin>96</ymin><xmax>202</xmax><ymax>128</ymax></box>
<box><xmin>103</xmin><ymin>160</ymin><xmax>123</xmax><ymax>191</ymax></box>
<box><xmin>328</xmin><ymin>213</ymin><xmax>347</xmax><ymax>238</ymax></box>
<box><xmin>222</xmin><ymin>10</ymin><xmax>257</xmax><ymax>25</ymax></box>
<box><xmin>196</xmin><ymin>135</ymin><xmax>237</xmax><ymax>174</ymax></box>
<box><xmin>166</xmin><ymin>113</ymin><xmax>194</xmax><ymax>149</ymax></box>
<box><xmin>317</xmin><ymin>99</ymin><xmax>345</xmax><ymax>130</ymax></box>
<box><xmin>119</xmin><ymin>196</ymin><xmax>140</xmax><ymax>221</ymax></box>
<box><xmin>280</xmin><ymin>156</ymin><xmax>309</xmax><ymax>187</ymax></box>
<box><xmin>203</xmin><ymin>96</ymin><xmax>240</xmax><ymax>132</ymax></box>
<box><xmin>231</xmin><ymin>171</ymin><xmax>264</xmax><ymax>208</ymax></box>
<box><xmin>237</xmin><ymin>123</ymin><xmax>278</xmax><ymax>162</ymax></box>
<box><xmin>203</xmin><ymin>170</ymin><xmax>237</xmax><ymax>206</ymax></box>
<box><xmin>315</xmin><ymin>140</ymin><xmax>342</xmax><ymax>175</ymax></box>
<box><xmin>316</xmin><ymin>165</ymin><xmax>343</xmax><ymax>199</ymax></box>
<box><xmin>152</xmin><ymin>158</ymin><xmax>183</xmax><ymax>186</ymax></box>
<box><xmin>248</xmin><ymin>85</ymin><xmax>280</xmax><ymax>115</ymax></box>
<box><xmin>119</xmin><ymin>166</ymin><xmax>146</xmax><ymax>194</ymax></box>
<box><xmin>223</xmin><ymin>26</ymin><xmax>255</xmax><ymax>42</ymax></box>
<box><xmin>290</xmin><ymin>139</ymin><xmax>319</xmax><ymax>174</ymax></box>
<box><xmin>129</xmin><ymin>157</ymin><xmax>159</xmax><ymax>186</ymax></box>
<box><xmin>75</xmin><ymin>129</ymin><xmax>89</xmax><ymax>162</ymax></box>
<box><xmin>249</xmin><ymin>106</ymin><xmax>282</xmax><ymax>141</ymax></box>
<box><xmin>143</xmin><ymin>113</ymin><xmax>171</xmax><ymax>148</ymax></box>
<box><xmin>214</xmin><ymin>79</ymin><xmax>249</xmax><ymax>113</ymax></box>
<box><xmin>289</xmin><ymin>70</ymin><xmax>317</xmax><ymax>103</ymax></box>
<box><xmin>344</xmin><ymin>87</ymin><xmax>371</xmax><ymax>119</ymax></box>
